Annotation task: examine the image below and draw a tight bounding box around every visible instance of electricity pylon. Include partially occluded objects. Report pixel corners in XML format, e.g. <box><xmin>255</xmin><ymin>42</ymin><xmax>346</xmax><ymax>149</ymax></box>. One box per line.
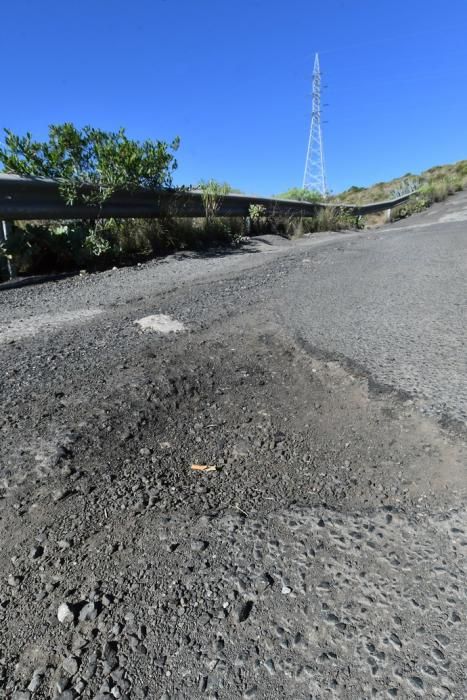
<box><xmin>302</xmin><ymin>53</ymin><xmax>327</xmax><ymax>197</ymax></box>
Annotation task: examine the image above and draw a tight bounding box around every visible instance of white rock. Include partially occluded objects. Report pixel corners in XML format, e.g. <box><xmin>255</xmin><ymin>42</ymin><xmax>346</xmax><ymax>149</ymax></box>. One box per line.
<box><xmin>57</xmin><ymin>602</ymin><xmax>74</xmax><ymax>624</ymax></box>
<box><xmin>134</xmin><ymin>314</ymin><xmax>185</xmax><ymax>334</ymax></box>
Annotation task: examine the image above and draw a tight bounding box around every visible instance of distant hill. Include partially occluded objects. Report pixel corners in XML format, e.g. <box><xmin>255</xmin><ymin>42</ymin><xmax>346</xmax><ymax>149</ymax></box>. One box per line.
<box><xmin>333</xmin><ymin>159</ymin><xmax>467</xmax><ymax>205</ymax></box>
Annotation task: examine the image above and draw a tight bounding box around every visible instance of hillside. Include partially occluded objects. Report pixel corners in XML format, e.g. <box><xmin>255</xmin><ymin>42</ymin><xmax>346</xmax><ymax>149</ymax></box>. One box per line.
<box><xmin>334</xmin><ymin>159</ymin><xmax>467</xmax><ymax>205</ymax></box>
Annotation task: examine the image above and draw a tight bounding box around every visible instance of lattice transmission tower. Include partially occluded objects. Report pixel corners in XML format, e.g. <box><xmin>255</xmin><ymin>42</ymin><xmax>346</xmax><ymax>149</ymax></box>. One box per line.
<box><xmin>302</xmin><ymin>53</ymin><xmax>327</xmax><ymax>197</ymax></box>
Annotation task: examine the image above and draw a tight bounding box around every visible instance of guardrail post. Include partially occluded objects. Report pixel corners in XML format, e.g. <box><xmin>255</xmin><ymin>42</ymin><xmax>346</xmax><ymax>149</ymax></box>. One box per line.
<box><xmin>1</xmin><ymin>220</ymin><xmax>17</xmax><ymax>280</ymax></box>
<box><xmin>386</xmin><ymin>208</ymin><xmax>392</xmax><ymax>224</ymax></box>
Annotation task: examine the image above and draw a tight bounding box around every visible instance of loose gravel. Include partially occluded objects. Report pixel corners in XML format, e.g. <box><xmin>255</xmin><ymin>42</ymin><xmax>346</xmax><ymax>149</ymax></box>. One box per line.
<box><xmin>1</xmin><ymin>194</ymin><xmax>466</xmax><ymax>699</ymax></box>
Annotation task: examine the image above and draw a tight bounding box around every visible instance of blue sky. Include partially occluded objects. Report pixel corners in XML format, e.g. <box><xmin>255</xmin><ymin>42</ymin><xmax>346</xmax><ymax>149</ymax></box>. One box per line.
<box><xmin>2</xmin><ymin>0</ymin><xmax>466</xmax><ymax>195</ymax></box>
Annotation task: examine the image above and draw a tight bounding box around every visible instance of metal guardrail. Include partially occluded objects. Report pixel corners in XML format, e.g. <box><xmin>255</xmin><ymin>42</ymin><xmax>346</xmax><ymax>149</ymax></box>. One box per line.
<box><xmin>0</xmin><ymin>174</ymin><xmax>418</xmax><ymax>281</ymax></box>
<box><xmin>0</xmin><ymin>174</ymin><xmax>417</xmax><ymax>221</ymax></box>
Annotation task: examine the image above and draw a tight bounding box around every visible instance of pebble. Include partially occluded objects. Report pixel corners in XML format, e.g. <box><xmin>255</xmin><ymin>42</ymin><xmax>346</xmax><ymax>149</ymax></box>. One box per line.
<box><xmin>27</xmin><ymin>670</ymin><xmax>43</xmax><ymax>692</ymax></box>
<box><xmin>82</xmin><ymin>653</ymin><xmax>97</xmax><ymax>680</ymax></box>
<box><xmin>198</xmin><ymin>613</ymin><xmax>211</xmax><ymax>625</ymax></box>
<box><xmin>71</xmin><ymin>633</ymin><xmax>88</xmax><ymax>653</ymax></box>
<box><xmin>191</xmin><ymin>540</ymin><xmax>208</xmax><ymax>552</ymax></box>
<box><xmin>62</xmin><ymin>656</ymin><xmax>79</xmax><ymax>676</ymax></box>
<box><xmin>233</xmin><ymin>601</ymin><xmax>253</xmax><ymax>623</ymax></box>
<box><xmin>102</xmin><ymin>641</ymin><xmax>119</xmax><ymax>673</ymax></box>
<box><xmin>74</xmin><ymin>680</ymin><xmax>86</xmax><ymax>693</ymax></box>
<box><xmin>57</xmin><ymin>602</ymin><xmax>75</xmax><ymax>625</ymax></box>
<box><xmin>55</xmin><ymin>674</ymin><xmax>70</xmax><ymax>694</ymax></box>
<box><xmin>79</xmin><ymin>601</ymin><xmax>98</xmax><ymax>621</ymax></box>
<box><xmin>53</xmin><ymin>488</ymin><xmax>71</xmax><ymax>503</ymax></box>
<box><xmin>29</xmin><ymin>545</ymin><xmax>44</xmax><ymax>559</ymax></box>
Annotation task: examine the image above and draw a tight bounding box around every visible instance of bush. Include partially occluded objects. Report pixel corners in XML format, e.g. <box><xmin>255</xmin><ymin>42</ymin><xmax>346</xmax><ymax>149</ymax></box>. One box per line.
<box><xmin>0</xmin><ymin>123</ymin><xmax>181</xmax><ymax>275</ymax></box>
<box><xmin>244</xmin><ymin>201</ymin><xmax>361</xmax><ymax>239</ymax></box>
<box><xmin>3</xmin><ymin>213</ymin><xmax>247</xmax><ymax>278</ymax></box>
<box><xmin>454</xmin><ymin>161</ymin><xmax>467</xmax><ymax>177</ymax></box>
<box><xmin>197</xmin><ymin>180</ymin><xmax>233</xmax><ymax>222</ymax></box>
<box><xmin>0</xmin><ymin>124</ymin><xmax>179</xmax><ymax>202</ymax></box>
<box><xmin>303</xmin><ymin>207</ymin><xmax>359</xmax><ymax>233</ymax></box>
<box><xmin>275</xmin><ymin>188</ymin><xmax>322</xmax><ymax>203</ymax></box>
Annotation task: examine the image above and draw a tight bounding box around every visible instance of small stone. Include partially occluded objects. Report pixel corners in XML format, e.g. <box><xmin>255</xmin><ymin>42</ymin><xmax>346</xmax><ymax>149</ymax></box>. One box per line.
<box><xmin>129</xmin><ymin>636</ymin><xmax>139</xmax><ymax>651</ymax></box>
<box><xmin>111</xmin><ymin>669</ymin><xmax>124</xmax><ymax>683</ymax></box>
<box><xmin>79</xmin><ymin>602</ymin><xmax>98</xmax><ymax>622</ymax></box>
<box><xmin>213</xmin><ymin>638</ymin><xmax>225</xmax><ymax>653</ymax></box>
<box><xmin>233</xmin><ymin>601</ymin><xmax>253</xmax><ymax>623</ymax></box>
<box><xmin>281</xmin><ymin>586</ymin><xmax>292</xmax><ymax>594</ymax></box>
<box><xmin>8</xmin><ymin>574</ymin><xmax>21</xmax><ymax>587</ymax></box>
<box><xmin>102</xmin><ymin>641</ymin><xmax>118</xmax><ymax>673</ymax></box>
<box><xmin>191</xmin><ymin>540</ymin><xmax>208</xmax><ymax>552</ymax></box>
<box><xmin>27</xmin><ymin>670</ymin><xmax>43</xmax><ymax>692</ymax></box>
<box><xmin>57</xmin><ymin>603</ymin><xmax>75</xmax><ymax>625</ymax></box>
<box><xmin>256</xmin><ymin>573</ymin><xmax>274</xmax><ymax>592</ymax></box>
<box><xmin>53</xmin><ymin>488</ymin><xmax>71</xmax><ymax>503</ymax></box>
<box><xmin>55</xmin><ymin>674</ymin><xmax>70</xmax><ymax>694</ymax></box>
<box><xmin>12</xmin><ymin>692</ymin><xmax>31</xmax><ymax>700</ymax></box>
<box><xmin>198</xmin><ymin>613</ymin><xmax>211</xmax><ymax>625</ymax></box>
<box><xmin>153</xmin><ymin>655</ymin><xmax>167</xmax><ymax>668</ymax></box>
<box><xmin>71</xmin><ymin>633</ymin><xmax>88</xmax><ymax>654</ymax></box>
<box><xmin>29</xmin><ymin>545</ymin><xmax>44</xmax><ymax>559</ymax></box>
<box><xmin>82</xmin><ymin>653</ymin><xmax>97</xmax><ymax>680</ymax></box>
<box><xmin>62</xmin><ymin>656</ymin><xmax>79</xmax><ymax>676</ymax></box>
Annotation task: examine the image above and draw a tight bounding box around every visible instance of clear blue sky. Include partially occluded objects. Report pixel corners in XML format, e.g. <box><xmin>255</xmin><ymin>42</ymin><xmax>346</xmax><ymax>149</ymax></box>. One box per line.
<box><xmin>2</xmin><ymin>0</ymin><xmax>466</xmax><ymax>195</ymax></box>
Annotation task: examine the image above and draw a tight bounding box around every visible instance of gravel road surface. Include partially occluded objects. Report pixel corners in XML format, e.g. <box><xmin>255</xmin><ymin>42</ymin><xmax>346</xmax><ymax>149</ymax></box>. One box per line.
<box><xmin>0</xmin><ymin>192</ymin><xmax>466</xmax><ymax>699</ymax></box>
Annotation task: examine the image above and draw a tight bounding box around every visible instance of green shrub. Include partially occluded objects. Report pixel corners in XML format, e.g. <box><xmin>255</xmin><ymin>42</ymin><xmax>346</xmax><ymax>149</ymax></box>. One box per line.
<box><xmin>275</xmin><ymin>188</ymin><xmax>322</xmax><ymax>203</ymax></box>
<box><xmin>0</xmin><ymin>123</ymin><xmax>180</xmax><ymax>275</ymax></box>
<box><xmin>447</xmin><ymin>177</ymin><xmax>463</xmax><ymax>193</ymax></box>
<box><xmin>0</xmin><ymin>124</ymin><xmax>179</xmax><ymax>204</ymax></box>
<box><xmin>454</xmin><ymin>160</ymin><xmax>467</xmax><ymax>177</ymax></box>
<box><xmin>1</xmin><ymin>214</ymin><xmax>245</xmax><ymax>279</ymax></box>
<box><xmin>197</xmin><ymin>180</ymin><xmax>233</xmax><ymax>222</ymax></box>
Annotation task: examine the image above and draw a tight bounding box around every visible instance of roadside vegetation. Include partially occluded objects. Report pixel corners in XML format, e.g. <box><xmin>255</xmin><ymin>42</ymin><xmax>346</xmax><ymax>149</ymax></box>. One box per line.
<box><xmin>332</xmin><ymin>159</ymin><xmax>467</xmax><ymax>225</ymax></box>
<box><xmin>270</xmin><ymin>188</ymin><xmax>361</xmax><ymax>235</ymax></box>
<box><xmin>0</xmin><ymin>125</ymin><xmax>243</xmax><ymax>280</ymax></box>
<box><xmin>274</xmin><ymin>187</ymin><xmax>322</xmax><ymax>203</ymax></box>
<box><xmin>1</xmin><ymin>123</ymin><xmax>466</xmax><ymax>281</ymax></box>
<box><xmin>274</xmin><ymin>160</ymin><xmax>467</xmax><ymax>235</ymax></box>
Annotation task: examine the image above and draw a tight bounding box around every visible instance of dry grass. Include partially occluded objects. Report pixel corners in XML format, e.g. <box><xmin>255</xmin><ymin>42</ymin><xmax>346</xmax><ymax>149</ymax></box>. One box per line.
<box><xmin>330</xmin><ymin>159</ymin><xmax>467</xmax><ymax>226</ymax></box>
<box><xmin>333</xmin><ymin>159</ymin><xmax>467</xmax><ymax>206</ymax></box>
